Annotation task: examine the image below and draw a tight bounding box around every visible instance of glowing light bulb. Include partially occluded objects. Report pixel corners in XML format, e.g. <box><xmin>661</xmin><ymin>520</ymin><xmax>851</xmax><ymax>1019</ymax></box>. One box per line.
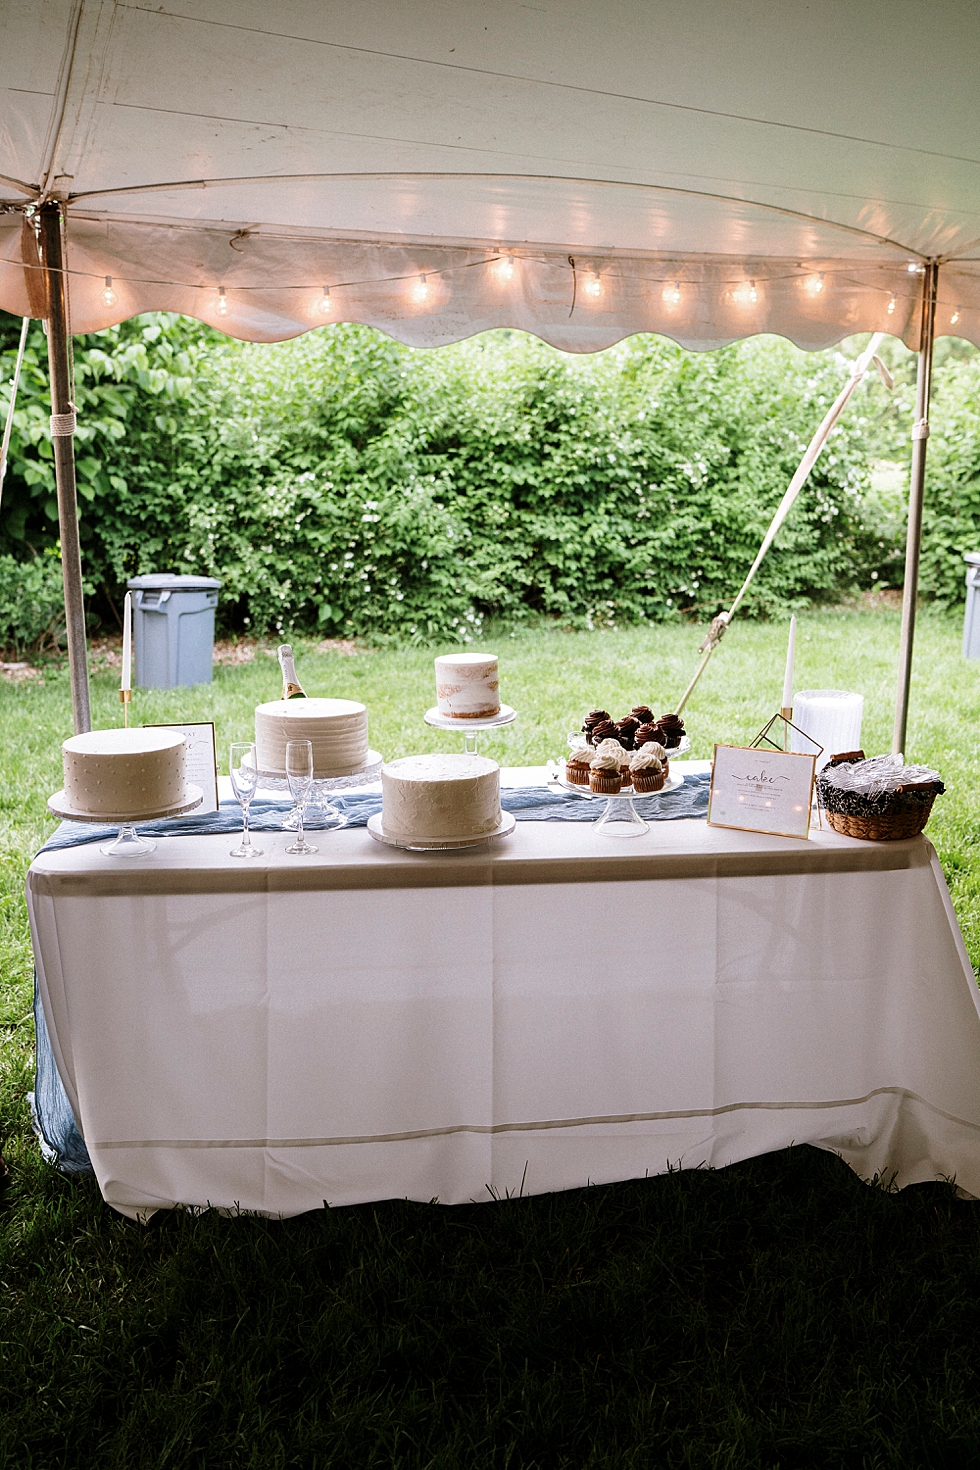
<box><xmin>908</xmin><ymin>261</ymin><xmax>924</xmax><ymax>274</ymax></box>
<box><xmin>887</xmin><ymin>294</ymin><xmax>897</xmax><ymax>316</ymax></box>
<box><xmin>804</xmin><ymin>272</ymin><xmax>825</xmax><ymax>297</ymax></box>
<box><xmin>951</xmin><ymin>306</ymin><xmax>961</xmax><ymax>326</ymax></box>
<box><xmin>316</xmin><ymin>286</ymin><xmax>332</xmax><ymax>316</ymax></box>
<box><xmin>101</xmin><ymin>275</ymin><xmax>118</xmax><ymax>308</ymax></box>
<box><xmin>734</xmin><ymin>279</ymin><xmax>759</xmax><ymax>307</ymax></box>
<box><xmin>662</xmin><ymin>280</ymin><xmax>682</xmax><ymax>307</ymax></box>
<box><xmin>497</xmin><ymin>253</ymin><xmax>516</xmax><ymax>282</ymax></box>
<box><xmin>584</xmin><ymin>271</ymin><xmax>602</xmax><ymax>299</ymax></box>
<box><xmin>216</xmin><ymin>286</ymin><xmax>228</xmax><ymax>316</ymax></box>
<box><xmin>413</xmin><ymin>272</ymin><xmax>430</xmax><ymax>304</ymax></box>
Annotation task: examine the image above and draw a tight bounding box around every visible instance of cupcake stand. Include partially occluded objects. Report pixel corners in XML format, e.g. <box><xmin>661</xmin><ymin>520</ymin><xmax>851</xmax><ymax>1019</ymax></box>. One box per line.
<box><xmin>423</xmin><ymin>705</ymin><xmax>517</xmax><ymax>755</ymax></box>
<box><xmin>552</xmin><ymin>767</ymin><xmax>685</xmax><ymax>836</ymax></box>
<box><xmin>47</xmin><ymin>785</ymin><xmax>204</xmax><ymax>857</ymax></box>
<box><xmin>552</xmin><ymin>735</ymin><xmax>691</xmax><ymax>837</ymax></box>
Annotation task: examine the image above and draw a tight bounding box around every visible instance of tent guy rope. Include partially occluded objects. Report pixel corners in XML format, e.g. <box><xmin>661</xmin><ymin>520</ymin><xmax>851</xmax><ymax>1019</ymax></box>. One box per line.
<box><xmin>675</xmin><ymin>331</ymin><xmax>889</xmax><ymax>716</ymax></box>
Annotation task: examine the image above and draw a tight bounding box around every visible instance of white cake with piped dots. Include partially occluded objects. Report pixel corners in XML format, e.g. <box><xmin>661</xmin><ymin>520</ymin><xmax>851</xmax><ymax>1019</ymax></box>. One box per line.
<box><xmin>61</xmin><ymin>728</ymin><xmax>186</xmax><ymax>817</ymax></box>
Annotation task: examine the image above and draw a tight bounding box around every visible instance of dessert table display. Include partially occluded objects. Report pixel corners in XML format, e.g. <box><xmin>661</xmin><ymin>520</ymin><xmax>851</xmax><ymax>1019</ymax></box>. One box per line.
<box><xmin>27</xmin><ymin>763</ymin><xmax>980</xmax><ymax>1221</ymax></box>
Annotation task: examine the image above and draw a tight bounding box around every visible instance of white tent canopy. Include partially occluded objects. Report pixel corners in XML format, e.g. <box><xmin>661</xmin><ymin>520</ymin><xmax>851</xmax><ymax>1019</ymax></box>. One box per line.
<box><xmin>2</xmin><ymin>0</ymin><xmax>979</xmax><ymax>349</ymax></box>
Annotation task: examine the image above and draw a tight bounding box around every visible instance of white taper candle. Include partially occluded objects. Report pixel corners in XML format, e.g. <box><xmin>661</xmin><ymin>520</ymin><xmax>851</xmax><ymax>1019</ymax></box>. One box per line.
<box><xmin>121</xmin><ymin>591</ymin><xmax>132</xmax><ymax>692</ymax></box>
<box><xmin>781</xmin><ymin>615</ymin><xmax>796</xmax><ymax>710</ymax></box>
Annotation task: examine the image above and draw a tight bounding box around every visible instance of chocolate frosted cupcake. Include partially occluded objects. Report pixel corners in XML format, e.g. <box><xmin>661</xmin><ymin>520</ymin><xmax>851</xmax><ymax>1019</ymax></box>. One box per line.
<box><xmin>582</xmin><ymin>710</ymin><xmax>610</xmax><ymax>746</ymax></box>
<box><xmin>590</xmin><ymin>718</ymin><xmax>619</xmax><ymax>745</ymax></box>
<box><xmin>631</xmin><ymin>706</ymin><xmax>655</xmax><ymax>726</ymax></box>
<box><xmin>615</xmin><ymin>716</ymin><xmax>640</xmax><ymax>750</ymax></box>
<box><xmin>656</xmin><ymin>713</ymin><xmax>686</xmax><ymax>749</ymax></box>
<box><xmin>630</xmin><ymin>744</ymin><xmax>667</xmax><ymax>792</ymax></box>
<box><xmin>634</xmin><ymin>722</ymin><xmax>665</xmax><ymax>747</ymax></box>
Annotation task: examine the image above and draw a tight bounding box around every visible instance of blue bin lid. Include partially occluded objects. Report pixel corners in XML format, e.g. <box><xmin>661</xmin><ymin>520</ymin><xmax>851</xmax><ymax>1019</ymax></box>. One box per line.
<box><xmin>127</xmin><ymin>573</ymin><xmax>221</xmax><ymax>590</ymax></box>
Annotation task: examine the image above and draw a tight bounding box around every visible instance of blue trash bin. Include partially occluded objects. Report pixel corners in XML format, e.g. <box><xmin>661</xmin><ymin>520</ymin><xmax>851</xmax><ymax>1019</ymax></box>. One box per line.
<box><xmin>963</xmin><ymin>555</ymin><xmax>980</xmax><ymax>660</ymax></box>
<box><xmin>128</xmin><ymin>573</ymin><xmax>221</xmax><ymax>688</ymax></box>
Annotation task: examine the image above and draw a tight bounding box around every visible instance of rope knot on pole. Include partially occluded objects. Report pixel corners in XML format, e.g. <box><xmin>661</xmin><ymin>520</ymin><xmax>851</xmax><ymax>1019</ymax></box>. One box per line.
<box><xmin>699</xmin><ymin>612</ymin><xmax>730</xmax><ymax>653</ymax></box>
<box><xmin>49</xmin><ymin>408</ymin><xmax>76</xmax><ymax>437</ymax></box>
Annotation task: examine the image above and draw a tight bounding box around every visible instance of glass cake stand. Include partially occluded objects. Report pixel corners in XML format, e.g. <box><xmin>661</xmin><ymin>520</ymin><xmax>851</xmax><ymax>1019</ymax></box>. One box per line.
<box><xmin>252</xmin><ymin>751</ymin><xmax>383</xmax><ymax>830</ymax></box>
<box><xmin>549</xmin><ymin>765</ymin><xmax>684</xmax><ymax>837</ymax></box>
<box><xmin>423</xmin><ymin>706</ymin><xmax>517</xmax><ymax>755</ymax></box>
<box><xmin>47</xmin><ymin>785</ymin><xmax>204</xmax><ymax>856</ymax></box>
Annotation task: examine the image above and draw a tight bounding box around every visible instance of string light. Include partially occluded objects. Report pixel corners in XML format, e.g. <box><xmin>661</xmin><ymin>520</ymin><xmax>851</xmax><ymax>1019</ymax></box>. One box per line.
<box><xmin>804</xmin><ymin>272</ymin><xmax>825</xmax><ymax>297</ymax></box>
<box><xmin>887</xmin><ymin>294</ymin><xmax>897</xmax><ymax>316</ymax></box>
<box><xmin>316</xmin><ymin>286</ymin><xmax>332</xmax><ymax>316</ymax></box>
<box><xmin>908</xmin><ymin>261</ymin><xmax>924</xmax><ymax>274</ymax></box>
<box><xmin>584</xmin><ymin>271</ymin><xmax>602</xmax><ymax>298</ymax></box>
<box><xmin>101</xmin><ymin>275</ymin><xmax>117</xmax><ymax>308</ymax></box>
<box><xmin>662</xmin><ymin>281</ymin><xmax>682</xmax><ymax>307</ymax></box>
<box><xmin>734</xmin><ymin>279</ymin><xmax>758</xmax><ymax>307</ymax></box>
<box><xmin>951</xmin><ymin>306</ymin><xmax>961</xmax><ymax>326</ymax></box>
<box><xmin>216</xmin><ymin>286</ymin><xmax>228</xmax><ymax>316</ymax></box>
<box><xmin>496</xmin><ymin>254</ymin><xmax>516</xmax><ymax>282</ymax></box>
<box><xmin>413</xmin><ymin>273</ymin><xmax>430</xmax><ymax>304</ymax></box>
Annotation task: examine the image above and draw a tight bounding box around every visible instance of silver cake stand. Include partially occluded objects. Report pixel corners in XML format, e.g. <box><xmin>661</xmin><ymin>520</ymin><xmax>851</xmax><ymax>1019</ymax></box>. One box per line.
<box><xmin>366</xmin><ymin>811</ymin><xmax>516</xmax><ymax>852</ymax></box>
<box><xmin>48</xmin><ymin>784</ymin><xmax>204</xmax><ymax>857</ymax></box>
<box><xmin>253</xmin><ymin>751</ymin><xmax>383</xmax><ymax>830</ymax></box>
<box><xmin>423</xmin><ymin>705</ymin><xmax>517</xmax><ymax>755</ymax></box>
<box><xmin>549</xmin><ymin>766</ymin><xmax>683</xmax><ymax>838</ymax></box>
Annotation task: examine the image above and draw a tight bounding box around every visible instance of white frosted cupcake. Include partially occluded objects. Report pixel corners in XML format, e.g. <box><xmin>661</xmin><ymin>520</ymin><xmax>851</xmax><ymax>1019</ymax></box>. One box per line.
<box><xmin>630</xmin><ymin>744</ymin><xmax>667</xmax><ymax>793</ymax></box>
<box><xmin>590</xmin><ymin>741</ymin><xmax>625</xmax><ymax>794</ymax></box>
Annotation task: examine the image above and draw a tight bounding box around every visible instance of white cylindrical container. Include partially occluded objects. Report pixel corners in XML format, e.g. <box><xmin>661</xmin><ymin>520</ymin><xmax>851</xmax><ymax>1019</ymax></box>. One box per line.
<box><xmin>790</xmin><ymin>690</ymin><xmax>864</xmax><ymax>769</ymax></box>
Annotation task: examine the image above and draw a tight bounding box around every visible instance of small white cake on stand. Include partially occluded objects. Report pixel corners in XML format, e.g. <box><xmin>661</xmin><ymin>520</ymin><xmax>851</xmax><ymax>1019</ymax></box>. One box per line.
<box><xmin>425</xmin><ymin>651</ymin><xmax>516</xmax><ymax>754</ymax></box>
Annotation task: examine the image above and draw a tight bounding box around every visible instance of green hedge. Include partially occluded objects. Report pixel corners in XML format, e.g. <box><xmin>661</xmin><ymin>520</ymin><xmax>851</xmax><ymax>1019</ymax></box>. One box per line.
<box><xmin>2</xmin><ymin>313</ymin><xmax>972</xmax><ymax>645</ymax></box>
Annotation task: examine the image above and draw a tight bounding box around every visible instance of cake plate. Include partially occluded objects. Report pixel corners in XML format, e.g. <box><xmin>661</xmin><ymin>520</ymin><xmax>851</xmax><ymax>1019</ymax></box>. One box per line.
<box><xmin>47</xmin><ymin>785</ymin><xmax>204</xmax><ymax>856</ymax></box>
<box><xmin>252</xmin><ymin>751</ymin><xmax>384</xmax><ymax>829</ymax></box>
<box><xmin>366</xmin><ymin>811</ymin><xmax>516</xmax><ymax>852</ymax></box>
<box><xmin>566</xmin><ymin>732</ymin><xmax>691</xmax><ymax>759</ymax></box>
<box><xmin>549</xmin><ymin>767</ymin><xmax>684</xmax><ymax>838</ymax></box>
<box><xmin>423</xmin><ymin>706</ymin><xmax>517</xmax><ymax>755</ymax></box>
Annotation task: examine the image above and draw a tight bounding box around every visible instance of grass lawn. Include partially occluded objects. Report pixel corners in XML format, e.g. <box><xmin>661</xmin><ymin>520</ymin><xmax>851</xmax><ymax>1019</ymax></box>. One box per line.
<box><xmin>2</xmin><ymin>608</ymin><xmax>980</xmax><ymax>1467</ymax></box>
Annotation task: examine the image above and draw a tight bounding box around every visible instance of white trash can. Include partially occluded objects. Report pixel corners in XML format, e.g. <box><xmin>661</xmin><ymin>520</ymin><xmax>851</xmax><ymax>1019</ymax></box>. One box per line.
<box><xmin>128</xmin><ymin>573</ymin><xmax>221</xmax><ymax>688</ymax></box>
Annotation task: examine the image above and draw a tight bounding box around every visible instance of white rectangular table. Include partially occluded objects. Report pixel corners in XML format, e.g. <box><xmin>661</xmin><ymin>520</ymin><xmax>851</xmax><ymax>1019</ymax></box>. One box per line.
<box><xmin>27</xmin><ymin>766</ymin><xmax>980</xmax><ymax>1219</ymax></box>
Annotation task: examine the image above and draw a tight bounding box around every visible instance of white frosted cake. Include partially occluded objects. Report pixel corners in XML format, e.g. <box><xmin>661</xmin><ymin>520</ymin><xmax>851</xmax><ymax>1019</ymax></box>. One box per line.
<box><xmin>434</xmin><ymin>653</ymin><xmax>500</xmax><ymax>719</ymax></box>
<box><xmin>62</xmin><ymin>728</ymin><xmax>186</xmax><ymax>817</ymax></box>
<box><xmin>381</xmin><ymin>754</ymin><xmax>501</xmax><ymax>841</ymax></box>
<box><xmin>255</xmin><ymin>697</ymin><xmax>368</xmax><ymax>777</ymax></box>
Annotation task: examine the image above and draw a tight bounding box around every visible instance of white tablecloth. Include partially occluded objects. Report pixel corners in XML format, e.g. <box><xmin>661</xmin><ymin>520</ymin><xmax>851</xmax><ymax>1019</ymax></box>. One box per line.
<box><xmin>27</xmin><ymin>766</ymin><xmax>980</xmax><ymax>1219</ymax></box>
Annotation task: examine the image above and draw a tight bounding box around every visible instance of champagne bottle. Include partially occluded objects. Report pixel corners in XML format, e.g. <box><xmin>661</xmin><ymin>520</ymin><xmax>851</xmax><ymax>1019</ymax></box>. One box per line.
<box><xmin>278</xmin><ymin>644</ymin><xmax>306</xmax><ymax>700</ymax></box>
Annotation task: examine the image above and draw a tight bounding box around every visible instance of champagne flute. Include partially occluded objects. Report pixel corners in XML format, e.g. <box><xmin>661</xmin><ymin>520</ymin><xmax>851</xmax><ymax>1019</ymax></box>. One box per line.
<box><xmin>229</xmin><ymin>742</ymin><xmax>263</xmax><ymax>858</ymax></box>
<box><xmin>285</xmin><ymin>739</ymin><xmax>318</xmax><ymax>855</ymax></box>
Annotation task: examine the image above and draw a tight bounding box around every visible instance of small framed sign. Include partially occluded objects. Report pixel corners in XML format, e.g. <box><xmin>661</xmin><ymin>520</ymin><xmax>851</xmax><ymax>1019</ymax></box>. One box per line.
<box><xmin>144</xmin><ymin>721</ymin><xmax>219</xmax><ymax>814</ymax></box>
<box><xmin>707</xmin><ymin>743</ymin><xmax>817</xmax><ymax>840</ymax></box>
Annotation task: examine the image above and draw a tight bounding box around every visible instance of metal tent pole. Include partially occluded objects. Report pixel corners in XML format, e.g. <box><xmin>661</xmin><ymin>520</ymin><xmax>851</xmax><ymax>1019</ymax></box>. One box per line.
<box><xmin>892</xmin><ymin>262</ymin><xmax>938</xmax><ymax>758</ymax></box>
<box><xmin>38</xmin><ymin>201</ymin><xmax>91</xmax><ymax>735</ymax></box>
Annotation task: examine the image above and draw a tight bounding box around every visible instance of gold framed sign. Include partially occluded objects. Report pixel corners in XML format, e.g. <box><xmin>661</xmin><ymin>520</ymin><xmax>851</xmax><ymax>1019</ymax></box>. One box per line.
<box><xmin>707</xmin><ymin>743</ymin><xmax>817</xmax><ymax>840</ymax></box>
<box><xmin>144</xmin><ymin>721</ymin><xmax>219</xmax><ymax>814</ymax></box>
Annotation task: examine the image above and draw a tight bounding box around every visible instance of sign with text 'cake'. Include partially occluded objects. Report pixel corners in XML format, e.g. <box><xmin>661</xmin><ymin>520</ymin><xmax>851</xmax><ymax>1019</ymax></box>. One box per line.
<box><xmin>707</xmin><ymin>744</ymin><xmax>816</xmax><ymax>840</ymax></box>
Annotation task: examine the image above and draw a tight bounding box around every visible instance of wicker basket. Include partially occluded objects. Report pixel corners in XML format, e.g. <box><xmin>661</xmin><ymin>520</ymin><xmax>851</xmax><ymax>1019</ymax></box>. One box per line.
<box><xmin>817</xmin><ymin>774</ymin><xmax>942</xmax><ymax>842</ymax></box>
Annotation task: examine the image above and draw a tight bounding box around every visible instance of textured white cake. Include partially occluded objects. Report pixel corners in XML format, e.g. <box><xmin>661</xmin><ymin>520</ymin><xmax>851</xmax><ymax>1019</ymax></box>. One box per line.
<box><xmin>254</xmin><ymin>698</ymin><xmax>368</xmax><ymax>777</ymax></box>
<box><xmin>381</xmin><ymin>754</ymin><xmax>501</xmax><ymax>841</ymax></box>
<box><xmin>62</xmin><ymin>728</ymin><xmax>186</xmax><ymax>816</ymax></box>
<box><xmin>434</xmin><ymin>653</ymin><xmax>500</xmax><ymax>719</ymax></box>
